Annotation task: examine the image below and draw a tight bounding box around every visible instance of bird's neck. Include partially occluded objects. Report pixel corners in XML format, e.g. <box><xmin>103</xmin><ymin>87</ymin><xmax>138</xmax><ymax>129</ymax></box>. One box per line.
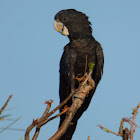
<box><xmin>68</xmin><ymin>29</ymin><xmax>93</xmax><ymax>40</ymax></box>
<box><xmin>70</xmin><ymin>36</ymin><xmax>95</xmax><ymax>49</ymax></box>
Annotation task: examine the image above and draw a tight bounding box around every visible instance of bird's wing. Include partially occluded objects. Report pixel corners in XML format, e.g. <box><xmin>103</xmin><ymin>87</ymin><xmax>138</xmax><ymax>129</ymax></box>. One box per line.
<box><xmin>95</xmin><ymin>42</ymin><xmax>104</xmax><ymax>83</ymax></box>
<box><xmin>59</xmin><ymin>44</ymin><xmax>77</xmax><ymax>103</ymax></box>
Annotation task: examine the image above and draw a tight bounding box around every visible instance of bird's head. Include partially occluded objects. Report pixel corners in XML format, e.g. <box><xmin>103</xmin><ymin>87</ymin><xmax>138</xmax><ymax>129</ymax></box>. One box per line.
<box><xmin>54</xmin><ymin>9</ymin><xmax>92</xmax><ymax>40</ymax></box>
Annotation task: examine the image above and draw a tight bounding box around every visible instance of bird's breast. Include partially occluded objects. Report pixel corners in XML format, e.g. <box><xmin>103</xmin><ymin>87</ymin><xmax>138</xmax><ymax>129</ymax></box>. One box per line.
<box><xmin>74</xmin><ymin>46</ymin><xmax>96</xmax><ymax>76</ymax></box>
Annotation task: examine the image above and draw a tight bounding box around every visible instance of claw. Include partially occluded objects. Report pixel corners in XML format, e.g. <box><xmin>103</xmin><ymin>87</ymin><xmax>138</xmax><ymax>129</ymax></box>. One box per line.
<box><xmin>76</xmin><ymin>73</ymin><xmax>88</xmax><ymax>82</ymax></box>
<box><xmin>75</xmin><ymin>74</ymin><xmax>83</xmax><ymax>82</ymax></box>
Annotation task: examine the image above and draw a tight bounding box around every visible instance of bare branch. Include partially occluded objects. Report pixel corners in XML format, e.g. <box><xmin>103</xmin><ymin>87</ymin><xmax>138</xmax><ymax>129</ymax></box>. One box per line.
<box><xmin>0</xmin><ymin>117</ymin><xmax>21</xmax><ymax>133</ymax></box>
<box><xmin>97</xmin><ymin>124</ymin><xmax>121</xmax><ymax>136</ymax></box>
<box><xmin>25</xmin><ymin>119</ymin><xmax>39</xmax><ymax>140</ymax></box>
<box><xmin>98</xmin><ymin>102</ymin><xmax>140</xmax><ymax>140</ymax></box>
<box><xmin>119</xmin><ymin>118</ymin><xmax>125</xmax><ymax>135</ymax></box>
<box><xmin>130</xmin><ymin>102</ymin><xmax>140</xmax><ymax>140</ymax></box>
<box><xmin>25</xmin><ymin>100</ymin><xmax>70</xmax><ymax>140</ymax></box>
<box><xmin>45</xmin><ymin>105</ymin><xmax>70</xmax><ymax>124</ymax></box>
<box><xmin>49</xmin><ymin>70</ymin><xmax>95</xmax><ymax>140</ymax></box>
<box><xmin>0</xmin><ymin>95</ymin><xmax>13</xmax><ymax>115</ymax></box>
<box><xmin>25</xmin><ymin>100</ymin><xmax>53</xmax><ymax>140</ymax></box>
<box><xmin>47</xmin><ymin>92</ymin><xmax>75</xmax><ymax>118</ymax></box>
<box><xmin>87</xmin><ymin>136</ymin><xmax>90</xmax><ymax>140</ymax></box>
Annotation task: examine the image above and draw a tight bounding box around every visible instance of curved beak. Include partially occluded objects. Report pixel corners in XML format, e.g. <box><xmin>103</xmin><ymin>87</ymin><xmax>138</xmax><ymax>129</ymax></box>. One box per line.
<box><xmin>54</xmin><ymin>20</ymin><xmax>69</xmax><ymax>36</ymax></box>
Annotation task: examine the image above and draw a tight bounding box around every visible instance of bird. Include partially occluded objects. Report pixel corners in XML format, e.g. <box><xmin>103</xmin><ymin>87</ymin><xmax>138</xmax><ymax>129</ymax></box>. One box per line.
<box><xmin>54</xmin><ymin>9</ymin><xmax>104</xmax><ymax>140</ymax></box>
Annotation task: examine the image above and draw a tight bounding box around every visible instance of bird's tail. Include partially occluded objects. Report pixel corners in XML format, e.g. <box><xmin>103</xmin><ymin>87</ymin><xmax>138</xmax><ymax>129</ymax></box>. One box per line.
<box><xmin>59</xmin><ymin>88</ymin><xmax>97</xmax><ymax>140</ymax></box>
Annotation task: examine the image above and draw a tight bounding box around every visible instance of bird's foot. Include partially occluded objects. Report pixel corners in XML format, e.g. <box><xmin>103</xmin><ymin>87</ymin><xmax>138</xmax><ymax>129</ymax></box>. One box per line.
<box><xmin>75</xmin><ymin>74</ymin><xmax>83</xmax><ymax>82</ymax></box>
<box><xmin>76</xmin><ymin>73</ymin><xmax>88</xmax><ymax>82</ymax></box>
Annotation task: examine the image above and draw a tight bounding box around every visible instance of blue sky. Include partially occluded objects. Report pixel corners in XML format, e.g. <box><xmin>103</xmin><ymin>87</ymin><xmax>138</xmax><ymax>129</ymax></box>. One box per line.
<box><xmin>0</xmin><ymin>0</ymin><xmax>140</xmax><ymax>140</ymax></box>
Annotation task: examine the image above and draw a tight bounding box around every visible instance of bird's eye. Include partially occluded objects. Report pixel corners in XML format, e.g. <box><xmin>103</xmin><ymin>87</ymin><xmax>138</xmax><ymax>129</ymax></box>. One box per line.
<box><xmin>62</xmin><ymin>16</ymin><xmax>68</xmax><ymax>22</ymax></box>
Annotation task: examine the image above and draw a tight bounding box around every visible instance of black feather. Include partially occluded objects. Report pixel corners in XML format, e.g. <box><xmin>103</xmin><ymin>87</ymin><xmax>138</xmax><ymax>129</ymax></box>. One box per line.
<box><xmin>55</xmin><ymin>9</ymin><xmax>104</xmax><ymax>140</ymax></box>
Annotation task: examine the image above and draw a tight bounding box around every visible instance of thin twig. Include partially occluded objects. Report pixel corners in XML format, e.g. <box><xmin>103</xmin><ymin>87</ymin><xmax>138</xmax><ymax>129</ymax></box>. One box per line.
<box><xmin>32</xmin><ymin>100</ymin><xmax>53</xmax><ymax>140</ymax></box>
<box><xmin>42</xmin><ymin>105</ymin><xmax>70</xmax><ymax>125</ymax></box>
<box><xmin>43</xmin><ymin>100</ymin><xmax>53</xmax><ymax>117</ymax></box>
<box><xmin>0</xmin><ymin>117</ymin><xmax>21</xmax><ymax>133</ymax></box>
<box><xmin>0</xmin><ymin>127</ymin><xmax>25</xmax><ymax>131</ymax></box>
<box><xmin>38</xmin><ymin>100</ymin><xmax>53</xmax><ymax>125</ymax></box>
<box><xmin>25</xmin><ymin>119</ymin><xmax>39</xmax><ymax>140</ymax></box>
<box><xmin>97</xmin><ymin>124</ymin><xmax>121</xmax><ymax>136</ymax></box>
<box><xmin>32</xmin><ymin>106</ymin><xmax>70</xmax><ymax>140</ymax></box>
<box><xmin>47</xmin><ymin>92</ymin><xmax>75</xmax><ymax>118</ymax></box>
<box><xmin>130</xmin><ymin>102</ymin><xmax>140</xmax><ymax>140</ymax></box>
<box><xmin>25</xmin><ymin>100</ymin><xmax>53</xmax><ymax>140</ymax></box>
<box><xmin>0</xmin><ymin>95</ymin><xmax>13</xmax><ymax>115</ymax></box>
<box><xmin>32</xmin><ymin>127</ymin><xmax>40</xmax><ymax>140</ymax></box>
<box><xmin>25</xmin><ymin>96</ymin><xmax>73</xmax><ymax>140</ymax></box>
<box><xmin>119</xmin><ymin>118</ymin><xmax>125</xmax><ymax>135</ymax></box>
<box><xmin>123</xmin><ymin>117</ymin><xmax>140</xmax><ymax>128</ymax></box>
<box><xmin>87</xmin><ymin>136</ymin><xmax>90</xmax><ymax>140</ymax></box>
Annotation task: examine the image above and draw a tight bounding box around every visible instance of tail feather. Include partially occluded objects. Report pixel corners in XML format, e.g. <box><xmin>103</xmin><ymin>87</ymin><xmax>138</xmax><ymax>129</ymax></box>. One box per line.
<box><xmin>59</xmin><ymin>89</ymin><xmax>96</xmax><ymax>140</ymax></box>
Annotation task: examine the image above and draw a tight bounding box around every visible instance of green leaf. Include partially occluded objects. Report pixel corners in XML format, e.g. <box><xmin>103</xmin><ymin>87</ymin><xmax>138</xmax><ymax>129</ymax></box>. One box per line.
<box><xmin>105</xmin><ymin>130</ymin><xmax>110</xmax><ymax>133</ymax></box>
<box><xmin>88</xmin><ymin>63</ymin><xmax>95</xmax><ymax>72</ymax></box>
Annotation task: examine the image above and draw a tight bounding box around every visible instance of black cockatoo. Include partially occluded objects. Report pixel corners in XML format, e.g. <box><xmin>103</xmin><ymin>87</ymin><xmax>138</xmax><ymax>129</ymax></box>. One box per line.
<box><xmin>54</xmin><ymin>9</ymin><xmax>104</xmax><ymax>140</ymax></box>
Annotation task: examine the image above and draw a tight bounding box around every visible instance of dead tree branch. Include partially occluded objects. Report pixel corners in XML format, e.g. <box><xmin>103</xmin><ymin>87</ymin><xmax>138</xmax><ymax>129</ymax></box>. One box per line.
<box><xmin>87</xmin><ymin>136</ymin><xmax>90</xmax><ymax>140</ymax></box>
<box><xmin>25</xmin><ymin>118</ymin><xmax>39</xmax><ymax>140</ymax></box>
<box><xmin>25</xmin><ymin>100</ymin><xmax>53</xmax><ymax>140</ymax></box>
<box><xmin>25</xmin><ymin>69</ymin><xmax>95</xmax><ymax>140</ymax></box>
<box><xmin>97</xmin><ymin>124</ymin><xmax>121</xmax><ymax>136</ymax></box>
<box><xmin>97</xmin><ymin>102</ymin><xmax>140</xmax><ymax>140</ymax></box>
<box><xmin>25</xmin><ymin>100</ymin><xmax>70</xmax><ymax>140</ymax></box>
<box><xmin>130</xmin><ymin>102</ymin><xmax>140</xmax><ymax>140</ymax></box>
<box><xmin>49</xmin><ymin>70</ymin><xmax>95</xmax><ymax>140</ymax></box>
<box><xmin>0</xmin><ymin>95</ymin><xmax>13</xmax><ymax>115</ymax></box>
